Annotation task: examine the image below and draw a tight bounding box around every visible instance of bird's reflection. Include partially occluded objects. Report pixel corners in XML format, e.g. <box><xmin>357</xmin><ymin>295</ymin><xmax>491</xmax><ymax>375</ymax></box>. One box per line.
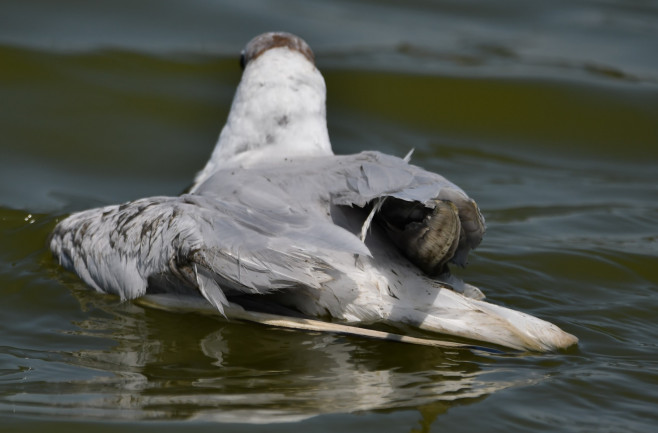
<box><xmin>60</xmin><ymin>288</ymin><xmax>537</xmax><ymax>427</ymax></box>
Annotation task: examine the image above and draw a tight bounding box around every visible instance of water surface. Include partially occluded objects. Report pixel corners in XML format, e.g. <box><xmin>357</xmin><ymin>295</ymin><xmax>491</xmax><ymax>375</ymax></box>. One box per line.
<box><xmin>1</xmin><ymin>1</ymin><xmax>657</xmax><ymax>432</ymax></box>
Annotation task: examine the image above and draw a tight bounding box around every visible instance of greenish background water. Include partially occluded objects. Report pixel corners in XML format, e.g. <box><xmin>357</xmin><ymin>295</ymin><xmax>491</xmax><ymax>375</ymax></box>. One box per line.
<box><xmin>1</xmin><ymin>1</ymin><xmax>657</xmax><ymax>432</ymax></box>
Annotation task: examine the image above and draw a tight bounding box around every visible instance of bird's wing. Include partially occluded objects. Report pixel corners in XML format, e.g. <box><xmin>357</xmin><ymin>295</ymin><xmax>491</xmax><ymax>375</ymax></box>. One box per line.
<box><xmin>51</xmin><ymin>151</ymin><xmax>484</xmax><ymax>314</ymax></box>
<box><xmin>329</xmin><ymin>151</ymin><xmax>486</xmax><ymax>265</ymax></box>
<box><xmin>49</xmin><ymin>193</ymin><xmax>368</xmax><ymax>315</ymax></box>
<box><xmin>197</xmin><ymin>150</ymin><xmax>486</xmax><ymax>265</ymax></box>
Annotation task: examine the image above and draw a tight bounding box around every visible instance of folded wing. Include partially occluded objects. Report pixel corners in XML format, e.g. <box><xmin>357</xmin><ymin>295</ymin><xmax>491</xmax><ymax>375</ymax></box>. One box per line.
<box><xmin>51</xmin><ymin>151</ymin><xmax>484</xmax><ymax>315</ymax></box>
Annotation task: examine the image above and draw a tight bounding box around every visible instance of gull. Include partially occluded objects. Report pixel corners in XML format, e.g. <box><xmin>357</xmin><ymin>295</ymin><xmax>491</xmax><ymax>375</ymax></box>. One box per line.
<box><xmin>50</xmin><ymin>32</ymin><xmax>578</xmax><ymax>352</ymax></box>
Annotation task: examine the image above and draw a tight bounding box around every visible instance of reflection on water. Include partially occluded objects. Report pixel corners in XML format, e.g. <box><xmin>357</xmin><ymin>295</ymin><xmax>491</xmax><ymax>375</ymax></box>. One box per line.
<box><xmin>1</xmin><ymin>290</ymin><xmax>542</xmax><ymax>424</ymax></box>
<box><xmin>1</xmin><ymin>0</ymin><xmax>657</xmax><ymax>431</ymax></box>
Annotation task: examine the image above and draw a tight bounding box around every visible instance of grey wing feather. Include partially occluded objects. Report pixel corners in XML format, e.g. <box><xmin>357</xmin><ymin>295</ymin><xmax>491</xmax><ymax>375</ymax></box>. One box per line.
<box><xmin>50</xmin><ymin>195</ymin><xmax>358</xmax><ymax>312</ymax></box>
<box><xmin>196</xmin><ymin>150</ymin><xmax>485</xmax><ymax>263</ymax></box>
<box><xmin>51</xmin><ymin>150</ymin><xmax>484</xmax><ymax>313</ymax></box>
<box><xmin>51</xmin><ymin>197</ymin><xmax>185</xmax><ymax>300</ymax></box>
<box><xmin>338</xmin><ymin>152</ymin><xmax>486</xmax><ymax>260</ymax></box>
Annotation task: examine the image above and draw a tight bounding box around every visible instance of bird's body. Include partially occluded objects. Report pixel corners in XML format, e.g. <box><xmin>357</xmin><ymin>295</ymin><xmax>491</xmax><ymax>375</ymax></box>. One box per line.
<box><xmin>50</xmin><ymin>32</ymin><xmax>577</xmax><ymax>352</ymax></box>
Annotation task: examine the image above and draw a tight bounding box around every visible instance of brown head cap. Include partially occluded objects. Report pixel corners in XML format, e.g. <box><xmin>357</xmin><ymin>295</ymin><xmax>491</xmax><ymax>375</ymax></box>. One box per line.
<box><xmin>240</xmin><ymin>32</ymin><xmax>315</xmax><ymax>69</ymax></box>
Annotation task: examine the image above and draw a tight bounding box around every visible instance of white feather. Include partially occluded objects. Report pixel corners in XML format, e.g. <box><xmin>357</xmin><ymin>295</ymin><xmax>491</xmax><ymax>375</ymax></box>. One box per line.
<box><xmin>50</xmin><ymin>33</ymin><xmax>577</xmax><ymax>352</ymax></box>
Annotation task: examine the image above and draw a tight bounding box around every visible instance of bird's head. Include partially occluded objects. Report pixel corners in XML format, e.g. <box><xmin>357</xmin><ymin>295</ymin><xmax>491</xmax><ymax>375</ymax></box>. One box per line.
<box><xmin>239</xmin><ymin>31</ymin><xmax>315</xmax><ymax>70</ymax></box>
<box><xmin>193</xmin><ymin>32</ymin><xmax>332</xmax><ymax>187</ymax></box>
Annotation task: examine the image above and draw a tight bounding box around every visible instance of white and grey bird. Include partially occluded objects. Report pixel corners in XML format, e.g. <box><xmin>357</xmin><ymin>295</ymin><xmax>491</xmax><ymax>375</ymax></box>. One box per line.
<box><xmin>50</xmin><ymin>32</ymin><xmax>578</xmax><ymax>352</ymax></box>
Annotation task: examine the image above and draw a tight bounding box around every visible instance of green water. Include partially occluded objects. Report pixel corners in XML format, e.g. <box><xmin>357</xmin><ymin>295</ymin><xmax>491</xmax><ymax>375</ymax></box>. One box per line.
<box><xmin>1</xmin><ymin>1</ymin><xmax>657</xmax><ymax>432</ymax></box>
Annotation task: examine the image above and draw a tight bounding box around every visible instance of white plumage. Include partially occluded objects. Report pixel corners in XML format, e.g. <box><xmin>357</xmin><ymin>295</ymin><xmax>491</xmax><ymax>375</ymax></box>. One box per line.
<box><xmin>50</xmin><ymin>32</ymin><xmax>577</xmax><ymax>352</ymax></box>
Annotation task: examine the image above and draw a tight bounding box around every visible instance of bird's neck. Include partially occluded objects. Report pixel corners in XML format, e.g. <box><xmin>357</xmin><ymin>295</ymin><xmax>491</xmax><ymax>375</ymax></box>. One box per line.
<box><xmin>193</xmin><ymin>50</ymin><xmax>332</xmax><ymax>188</ymax></box>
